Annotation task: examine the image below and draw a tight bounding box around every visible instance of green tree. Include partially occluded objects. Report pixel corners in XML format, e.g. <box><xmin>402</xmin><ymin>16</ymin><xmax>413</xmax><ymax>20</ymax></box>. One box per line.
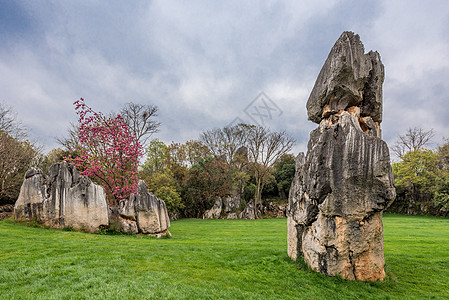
<box><xmin>184</xmin><ymin>140</ymin><xmax>211</xmax><ymax>166</ymax></box>
<box><xmin>146</xmin><ymin>171</ymin><xmax>183</xmax><ymax>214</ymax></box>
<box><xmin>183</xmin><ymin>158</ymin><xmax>232</xmax><ymax>218</ymax></box>
<box><xmin>433</xmin><ymin>171</ymin><xmax>449</xmax><ymax>210</ymax></box>
<box><xmin>272</xmin><ymin>154</ymin><xmax>295</xmax><ymax>200</ymax></box>
<box><xmin>140</xmin><ymin>139</ymin><xmax>169</xmax><ymax>179</ymax></box>
<box><xmin>392</xmin><ymin>149</ymin><xmax>440</xmax><ymax>213</ymax></box>
<box><xmin>433</xmin><ymin>140</ymin><xmax>449</xmax><ymax>212</ymax></box>
<box><xmin>0</xmin><ymin>130</ymin><xmax>38</xmax><ymax>203</ymax></box>
<box><xmin>437</xmin><ymin>139</ymin><xmax>449</xmax><ymax>169</ymax></box>
<box><xmin>37</xmin><ymin>148</ymin><xmax>74</xmax><ymax>172</ymax></box>
<box><xmin>0</xmin><ymin>104</ymin><xmax>39</xmax><ymax>204</ymax></box>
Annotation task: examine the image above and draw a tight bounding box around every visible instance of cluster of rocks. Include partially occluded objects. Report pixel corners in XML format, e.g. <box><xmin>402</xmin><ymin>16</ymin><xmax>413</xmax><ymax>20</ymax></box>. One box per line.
<box><xmin>14</xmin><ymin>162</ymin><xmax>170</xmax><ymax>235</ymax></box>
<box><xmin>203</xmin><ymin>194</ymin><xmax>286</xmax><ymax>220</ymax></box>
<box><xmin>0</xmin><ymin>204</ymin><xmax>14</xmax><ymax>221</ymax></box>
<box><xmin>263</xmin><ymin>202</ymin><xmax>287</xmax><ymax>218</ymax></box>
<box><xmin>287</xmin><ymin>32</ymin><xmax>395</xmax><ymax>281</ymax></box>
<box><xmin>112</xmin><ymin>180</ymin><xmax>170</xmax><ymax>236</ymax></box>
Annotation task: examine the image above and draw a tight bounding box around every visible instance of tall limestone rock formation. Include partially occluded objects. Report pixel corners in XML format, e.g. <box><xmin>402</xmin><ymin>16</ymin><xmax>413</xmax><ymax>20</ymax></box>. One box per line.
<box><xmin>287</xmin><ymin>32</ymin><xmax>395</xmax><ymax>281</ymax></box>
<box><xmin>14</xmin><ymin>162</ymin><xmax>108</xmax><ymax>232</ymax></box>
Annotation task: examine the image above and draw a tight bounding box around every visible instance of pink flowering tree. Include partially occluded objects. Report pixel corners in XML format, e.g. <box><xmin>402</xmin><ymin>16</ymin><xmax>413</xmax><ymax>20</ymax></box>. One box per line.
<box><xmin>66</xmin><ymin>98</ymin><xmax>143</xmax><ymax>205</ymax></box>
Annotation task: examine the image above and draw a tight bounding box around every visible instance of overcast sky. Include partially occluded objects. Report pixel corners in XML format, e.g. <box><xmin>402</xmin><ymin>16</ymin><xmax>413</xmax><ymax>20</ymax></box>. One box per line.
<box><xmin>1</xmin><ymin>1</ymin><xmax>448</xmax><ymax>158</ymax></box>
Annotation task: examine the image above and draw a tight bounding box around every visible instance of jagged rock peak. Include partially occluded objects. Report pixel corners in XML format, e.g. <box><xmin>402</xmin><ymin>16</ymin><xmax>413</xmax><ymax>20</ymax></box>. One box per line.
<box><xmin>306</xmin><ymin>31</ymin><xmax>384</xmax><ymax>127</ymax></box>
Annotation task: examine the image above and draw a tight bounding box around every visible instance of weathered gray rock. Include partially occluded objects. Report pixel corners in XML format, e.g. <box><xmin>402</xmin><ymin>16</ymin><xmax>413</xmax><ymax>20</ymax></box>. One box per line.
<box><xmin>0</xmin><ymin>204</ymin><xmax>14</xmax><ymax>221</ymax></box>
<box><xmin>227</xmin><ymin>212</ymin><xmax>238</xmax><ymax>219</ymax></box>
<box><xmin>203</xmin><ymin>197</ymin><xmax>222</xmax><ymax>219</ymax></box>
<box><xmin>239</xmin><ymin>201</ymin><xmax>259</xmax><ymax>220</ymax></box>
<box><xmin>307</xmin><ymin>31</ymin><xmax>384</xmax><ymax>126</ymax></box>
<box><xmin>288</xmin><ymin>32</ymin><xmax>395</xmax><ymax>281</ymax></box>
<box><xmin>14</xmin><ymin>162</ymin><xmax>108</xmax><ymax>232</ymax></box>
<box><xmin>119</xmin><ymin>180</ymin><xmax>170</xmax><ymax>235</ymax></box>
<box><xmin>265</xmin><ymin>202</ymin><xmax>287</xmax><ymax>218</ymax></box>
<box><xmin>223</xmin><ymin>194</ymin><xmax>241</xmax><ymax>213</ymax></box>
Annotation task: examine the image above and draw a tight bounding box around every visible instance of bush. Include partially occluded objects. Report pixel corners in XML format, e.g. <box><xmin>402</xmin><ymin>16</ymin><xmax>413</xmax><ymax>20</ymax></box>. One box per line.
<box><xmin>244</xmin><ymin>184</ymin><xmax>256</xmax><ymax>203</ymax></box>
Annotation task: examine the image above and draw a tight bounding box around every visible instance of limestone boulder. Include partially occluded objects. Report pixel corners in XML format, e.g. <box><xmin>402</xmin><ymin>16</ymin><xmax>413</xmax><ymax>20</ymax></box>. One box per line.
<box><xmin>14</xmin><ymin>162</ymin><xmax>108</xmax><ymax>232</ymax></box>
<box><xmin>119</xmin><ymin>180</ymin><xmax>170</xmax><ymax>235</ymax></box>
<box><xmin>239</xmin><ymin>201</ymin><xmax>258</xmax><ymax>220</ymax></box>
<box><xmin>227</xmin><ymin>212</ymin><xmax>238</xmax><ymax>219</ymax></box>
<box><xmin>203</xmin><ymin>198</ymin><xmax>222</xmax><ymax>219</ymax></box>
<box><xmin>223</xmin><ymin>194</ymin><xmax>241</xmax><ymax>213</ymax></box>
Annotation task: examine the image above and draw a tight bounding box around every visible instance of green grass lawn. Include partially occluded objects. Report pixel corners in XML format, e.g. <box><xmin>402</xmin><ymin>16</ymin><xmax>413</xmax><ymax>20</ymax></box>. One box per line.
<box><xmin>0</xmin><ymin>214</ymin><xmax>448</xmax><ymax>299</ymax></box>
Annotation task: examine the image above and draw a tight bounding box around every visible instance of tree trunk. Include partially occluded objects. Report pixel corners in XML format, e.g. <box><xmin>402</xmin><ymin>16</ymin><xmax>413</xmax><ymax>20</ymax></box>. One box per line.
<box><xmin>254</xmin><ymin>178</ymin><xmax>262</xmax><ymax>219</ymax></box>
<box><xmin>279</xmin><ymin>189</ymin><xmax>286</xmax><ymax>200</ymax></box>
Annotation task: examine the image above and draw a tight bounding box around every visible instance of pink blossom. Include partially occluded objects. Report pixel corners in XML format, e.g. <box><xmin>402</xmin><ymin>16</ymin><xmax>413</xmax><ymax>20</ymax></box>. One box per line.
<box><xmin>65</xmin><ymin>98</ymin><xmax>143</xmax><ymax>205</ymax></box>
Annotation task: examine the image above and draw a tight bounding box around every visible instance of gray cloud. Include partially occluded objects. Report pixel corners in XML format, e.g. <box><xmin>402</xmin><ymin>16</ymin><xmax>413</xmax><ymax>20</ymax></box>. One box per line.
<box><xmin>1</xmin><ymin>0</ymin><xmax>448</xmax><ymax>155</ymax></box>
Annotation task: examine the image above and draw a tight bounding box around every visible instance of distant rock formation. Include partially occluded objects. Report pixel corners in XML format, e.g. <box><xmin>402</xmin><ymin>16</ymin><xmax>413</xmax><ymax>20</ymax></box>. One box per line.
<box><xmin>118</xmin><ymin>180</ymin><xmax>170</xmax><ymax>236</ymax></box>
<box><xmin>223</xmin><ymin>194</ymin><xmax>241</xmax><ymax>213</ymax></box>
<box><xmin>0</xmin><ymin>204</ymin><xmax>14</xmax><ymax>221</ymax></box>
<box><xmin>203</xmin><ymin>198</ymin><xmax>222</xmax><ymax>219</ymax></box>
<box><xmin>287</xmin><ymin>32</ymin><xmax>395</xmax><ymax>281</ymax></box>
<box><xmin>14</xmin><ymin>162</ymin><xmax>108</xmax><ymax>232</ymax></box>
<box><xmin>203</xmin><ymin>190</ymin><xmax>242</xmax><ymax>220</ymax></box>
<box><xmin>239</xmin><ymin>201</ymin><xmax>258</xmax><ymax>220</ymax></box>
<box><xmin>15</xmin><ymin>163</ymin><xmax>171</xmax><ymax>236</ymax></box>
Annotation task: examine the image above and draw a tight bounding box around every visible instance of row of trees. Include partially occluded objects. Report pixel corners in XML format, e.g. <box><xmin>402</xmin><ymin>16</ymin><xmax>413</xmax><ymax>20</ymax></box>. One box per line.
<box><xmin>138</xmin><ymin>127</ymin><xmax>295</xmax><ymax>218</ymax></box>
<box><xmin>51</xmin><ymin>99</ymin><xmax>295</xmax><ymax>218</ymax></box>
<box><xmin>390</xmin><ymin>128</ymin><xmax>449</xmax><ymax>216</ymax></box>
<box><xmin>8</xmin><ymin>98</ymin><xmax>447</xmax><ymax>219</ymax></box>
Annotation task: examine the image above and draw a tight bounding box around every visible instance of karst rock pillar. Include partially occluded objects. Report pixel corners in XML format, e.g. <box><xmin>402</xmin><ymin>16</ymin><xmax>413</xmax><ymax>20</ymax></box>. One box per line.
<box><xmin>287</xmin><ymin>31</ymin><xmax>395</xmax><ymax>281</ymax></box>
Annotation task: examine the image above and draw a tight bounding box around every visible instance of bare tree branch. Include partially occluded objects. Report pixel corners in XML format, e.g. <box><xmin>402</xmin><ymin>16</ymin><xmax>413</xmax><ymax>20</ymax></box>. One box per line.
<box><xmin>200</xmin><ymin>124</ymin><xmax>247</xmax><ymax>165</ymax></box>
<box><xmin>0</xmin><ymin>102</ymin><xmax>27</xmax><ymax>140</ymax></box>
<box><xmin>120</xmin><ymin>102</ymin><xmax>161</xmax><ymax>148</ymax></box>
<box><xmin>56</xmin><ymin>122</ymin><xmax>81</xmax><ymax>153</ymax></box>
<box><xmin>392</xmin><ymin>127</ymin><xmax>435</xmax><ymax>159</ymax></box>
<box><xmin>245</xmin><ymin>125</ymin><xmax>295</xmax><ymax>218</ymax></box>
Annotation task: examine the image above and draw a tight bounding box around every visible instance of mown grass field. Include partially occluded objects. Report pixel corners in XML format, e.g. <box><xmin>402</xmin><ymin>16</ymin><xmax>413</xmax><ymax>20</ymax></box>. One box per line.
<box><xmin>0</xmin><ymin>214</ymin><xmax>448</xmax><ymax>299</ymax></box>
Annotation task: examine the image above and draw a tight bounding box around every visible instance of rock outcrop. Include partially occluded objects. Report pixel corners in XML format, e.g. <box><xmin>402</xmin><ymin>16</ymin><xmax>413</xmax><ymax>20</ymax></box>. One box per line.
<box><xmin>223</xmin><ymin>194</ymin><xmax>241</xmax><ymax>213</ymax></box>
<box><xmin>118</xmin><ymin>180</ymin><xmax>170</xmax><ymax>235</ymax></box>
<box><xmin>287</xmin><ymin>32</ymin><xmax>395</xmax><ymax>281</ymax></box>
<box><xmin>239</xmin><ymin>201</ymin><xmax>259</xmax><ymax>220</ymax></box>
<box><xmin>0</xmin><ymin>204</ymin><xmax>14</xmax><ymax>221</ymax></box>
<box><xmin>203</xmin><ymin>198</ymin><xmax>222</xmax><ymax>219</ymax></box>
<box><xmin>15</xmin><ymin>164</ymin><xmax>171</xmax><ymax>236</ymax></box>
<box><xmin>14</xmin><ymin>162</ymin><xmax>109</xmax><ymax>232</ymax></box>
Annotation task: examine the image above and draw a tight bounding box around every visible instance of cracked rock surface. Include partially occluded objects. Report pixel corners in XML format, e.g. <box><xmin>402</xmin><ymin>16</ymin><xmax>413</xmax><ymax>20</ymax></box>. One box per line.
<box><xmin>287</xmin><ymin>32</ymin><xmax>395</xmax><ymax>281</ymax></box>
<box><xmin>14</xmin><ymin>162</ymin><xmax>108</xmax><ymax>232</ymax></box>
<box><xmin>118</xmin><ymin>180</ymin><xmax>170</xmax><ymax>235</ymax></box>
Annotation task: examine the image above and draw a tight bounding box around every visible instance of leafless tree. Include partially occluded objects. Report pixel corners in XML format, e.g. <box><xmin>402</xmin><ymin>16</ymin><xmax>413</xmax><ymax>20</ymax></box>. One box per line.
<box><xmin>0</xmin><ymin>131</ymin><xmax>38</xmax><ymax>202</ymax></box>
<box><xmin>58</xmin><ymin>102</ymin><xmax>160</xmax><ymax>152</ymax></box>
<box><xmin>0</xmin><ymin>105</ymin><xmax>38</xmax><ymax>202</ymax></box>
<box><xmin>245</xmin><ymin>125</ymin><xmax>295</xmax><ymax>218</ymax></box>
<box><xmin>56</xmin><ymin>122</ymin><xmax>81</xmax><ymax>154</ymax></box>
<box><xmin>0</xmin><ymin>102</ymin><xmax>27</xmax><ymax>140</ymax></box>
<box><xmin>392</xmin><ymin>127</ymin><xmax>435</xmax><ymax>159</ymax></box>
<box><xmin>200</xmin><ymin>124</ymin><xmax>247</xmax><ymax>165</ymax></box>
<box><xmin>119</xmin><ymin>102</ymin><xmax>160</xmax><ymax>148</ymax></box>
